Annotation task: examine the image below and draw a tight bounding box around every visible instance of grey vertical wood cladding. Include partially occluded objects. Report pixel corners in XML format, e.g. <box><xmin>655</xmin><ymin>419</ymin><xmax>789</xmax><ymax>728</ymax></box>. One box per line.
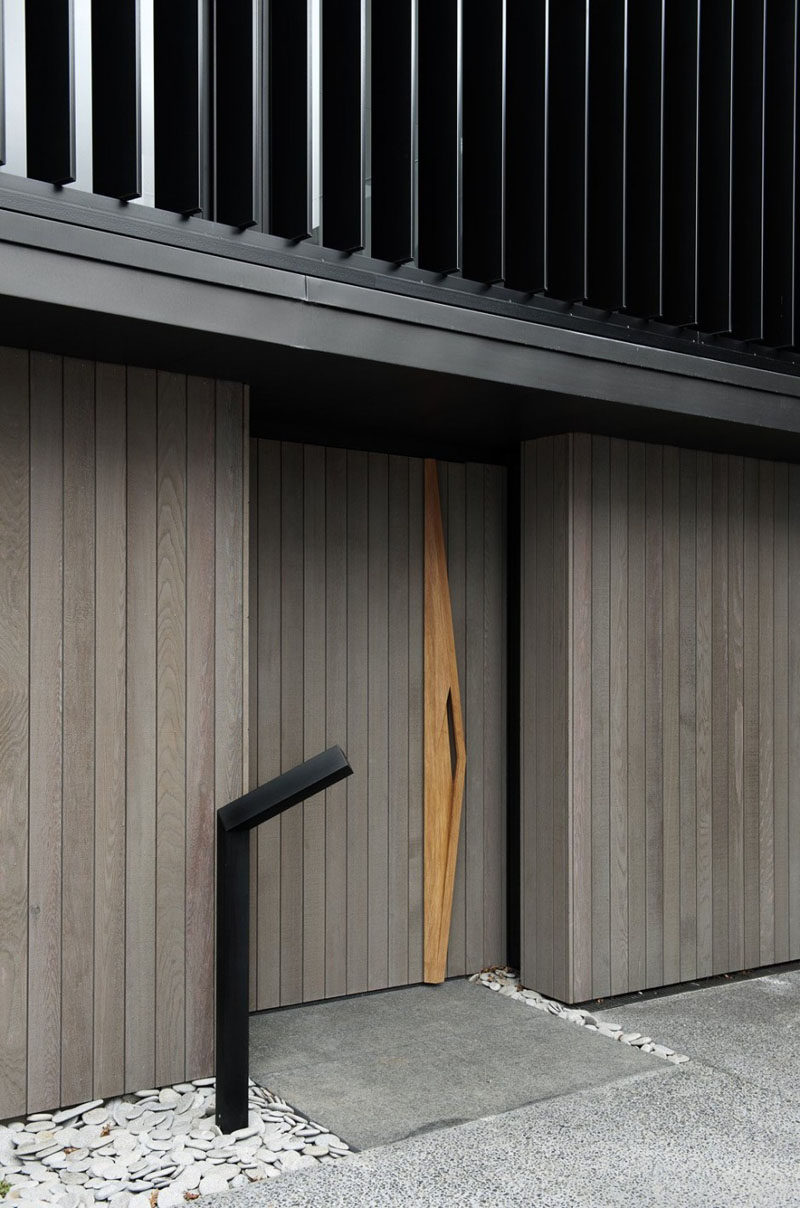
<box><xmin>0</xmin><ymin>347</ymin><xmax>248</xmax><ymax>1118</ymax></box>
<box><xmin>250</xmin><ymin>441</ymin><xmax>507</xmax><ymax>1009</ymax></box>
<box><xmin>521</xmin><ymin>435</ymin><xmax>800</xmax><ymax>1003</ymax></box>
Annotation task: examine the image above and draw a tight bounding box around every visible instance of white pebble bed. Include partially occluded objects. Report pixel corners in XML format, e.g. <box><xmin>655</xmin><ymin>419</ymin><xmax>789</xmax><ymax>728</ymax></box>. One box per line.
<box><xmin>472</xmin><ymin>967</ymin><xmax>690</xmax><ymax>1065</ymax></box>
<box><xmin>0</xmin><ymin>1078</ymin><xmax>350</xmax><ymax>1206</ymax></box>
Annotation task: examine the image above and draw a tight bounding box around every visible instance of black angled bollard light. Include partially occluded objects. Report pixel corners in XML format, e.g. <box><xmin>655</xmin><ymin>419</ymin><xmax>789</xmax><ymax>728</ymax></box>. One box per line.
<box><xmin>215</xmin><ymin>746</ymin><xmax>353</xmax><ymax>1132</ymax></box>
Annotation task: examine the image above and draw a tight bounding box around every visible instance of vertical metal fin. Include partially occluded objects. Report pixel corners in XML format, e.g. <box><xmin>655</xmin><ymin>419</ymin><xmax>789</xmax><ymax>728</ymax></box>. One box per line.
<box><xmin>26</xmin><ymin>0</ymin><xmax>75</xmax><ymax>185</ymax></box>
<box><xmin>624</xmin><ymin>0</ymin><xmax>663</xmax><ymax>318</ymax></box>
<box><xmin>424</xmin><ymin>459</ymin><xmax>466</xmax><ymax>984</ymax></box>
<box><xmin>153</xmin><ymin>0</ymin><xmax>202</xmax><ymax>215</ymax></box>
<box><xmin>214</xmin><ymin>0</ymin><xmax>257</xmax><ymax>228</ymax></box>
<box><xmin>697</xmin><ymin>0</ymin><xmax>733</xmax><ymax>335</ymax></box>
<box><xmin>268</xmin><ymin>0</ymin><xmax>309</xmax><ymax>240</ymax></box>
<box><xmin>504</xmin><ymin>0</ymin><xmax>546</xmax><ymax>293</ymax></box>
<box><xmin>370</xmin><ymin>0</ymin><xmax>412</xmax><ymax>264</ymax></box>
<box><xmin>585</xmin><ymin>0</ymin><xmax>625</xmax><ymax>310</ymax></box>
<box><xmin>321</xmin><ymin>0</ymin><xmax>363</xmax><ymax>252</ymax></box>
<box><xmin>91</xmin><ymin>0</ymin><xmax>140</xmax><ymax>200</ymax></box>
<box><xmin>661</xmin><ymin>0</ymin><xmax>699</xmax><ymax>326</ymax></box>
<box><xmin>417</xmin><ymin>0</ymin><xmax>459</xmax><ymax>274</ymax></box>
<box><xmin>763</xmin><ymin>0</ymin><xmax>798</xmax><ymax>348</ymax></box>
<box><xmin>730</xmin><ymin>0</ymin><xmax>766</xmax><ymax>341</ymax></box>
<box><xmin>545</xmin><ymin>0</ymin><xmax>587</xmax><ymax>302</ymax></box>
<box><xmin>461</xmin><ymin>0</ymin><xmax>503</xmax><ymax>284</ymax></box>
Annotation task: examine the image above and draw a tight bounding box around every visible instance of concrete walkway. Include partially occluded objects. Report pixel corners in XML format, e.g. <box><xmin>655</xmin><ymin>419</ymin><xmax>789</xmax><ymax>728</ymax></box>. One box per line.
<box><xmin>205</xmin><ymin>971</ymin><xmax>800</xmax><ymax>1207</ymax></box>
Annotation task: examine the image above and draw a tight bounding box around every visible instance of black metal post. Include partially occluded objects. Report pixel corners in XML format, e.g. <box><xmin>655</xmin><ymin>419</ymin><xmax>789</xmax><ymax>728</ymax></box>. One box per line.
<box><xmin>215</xmin><ymin>819</ymin><xmax>251</xmax><ymax>1133</ymax></box>
<box><xmin>214</xmin><ymin>746</ymin><xmax>352</xmax><ymax>1131</ymax></box>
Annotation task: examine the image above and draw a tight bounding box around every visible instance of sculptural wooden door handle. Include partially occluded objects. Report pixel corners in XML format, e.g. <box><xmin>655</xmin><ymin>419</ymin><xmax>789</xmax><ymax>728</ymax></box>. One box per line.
<box><xmin>423</xmin><ymin>459</ymin><xmax>467</xmax><ymax>984</ymax></box>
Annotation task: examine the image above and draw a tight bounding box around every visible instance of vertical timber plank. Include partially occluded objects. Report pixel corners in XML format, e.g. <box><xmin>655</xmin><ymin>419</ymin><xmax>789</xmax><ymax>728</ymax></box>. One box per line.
<box><xmin>346</xmin><ymin>451</ymin><xmax>369</xmax><ymax>993</ymax></box>
<box><xmin>280</xmin><ymin>441</ymin><xmax>304</xmax><ymax>1006</ymax></box>
<box><xmin>743</xmin><ymin>460</ymin><xmax>760</xmax><ymax>968</ymax></box>
<box><xmin>484</xmin><ymin>464</ymin><xmax>507</xmax><ymax>969</ymax></box>
<box><xmin>185</xmin><ymin>377</ymin><xmax>216</xmax><ymax>1075</ymax></box>
<box><xmin>62</xmin><ymin>357</ymin><xmax>96</xmax><ymax>1106</ymax></box>
<box><xmin>124</xmin><ymin>368</ymin><xmax>157</xmax><ymax>1092</ymax></box>
<box><xmin>609</xmin><ymin>439</ymin><xmax>628</xmax><ymax>995</ymax></box>
<box><xmin>367</xmin><ymin>453</ymin><xmax>389</xmax><ymax>990</ymax></box>
<box><xmin>407</xmin><ymin>458</ymin><xmax>424</xmax><ymax>983</ymax></box>
<box><xmin>695</xmin><ymin>452</ymin><xmax>713</xmax><ymax>978</ymax></box>
<box><xmin>94</xmin><ymin>361</ymin><xmax>127</xmax><ymax>1098</ymax></box>
<box><xmin>773</xmin><ymin>463</ymin><xmax>789</xmax><ymax>963</ymax></box>
<box><xmin>28</xmin><ymin>353</ymin><xmax>63</xmax><ymax>1112</ymax></box>
<box><xmin>445</xmin><ymin>463</ymin><xmax>466</xmax><ymax>977</ymax></box>
<box><xmin>0</xmin><ymin>347</ymin><xmax>29</xmax><ymax>1119</ymax></box>
<box><xmin>549</xmin><ymin>445</ymin><xmax>567</xmax><ymax>997</ymax></box>
<box><xmin>679</xmin><ymin>450</ymin><xmax>698</xmax><ymax>982</ymax></box>
<box><xmin>388</xmin><ymin>456</ymin><xmax>410</xmax><ymax>985</ymax></box>
<box><xmin>662</xmin><ymin>447</ymin><xmax>681</xmax><ymax>986</ymax></box>
<box><xmin>248</xmin><ymin>441</ymin><xmax>257</xmax><ymax>1010</ymax></box>
<box><xmin>788</xmin><ymin>468</ymin><xmax>800</xmax><ymax>957</ymax></box>
<box><xmin>728</xmin><ymin>457</ymin><xmax>745</xmax><ymax>971</ymax></box>
<box><xmin>465</xmin><ymin>464</ymin><xmax>485</xmax><ymax>971</ymax></box>
<box><xmin>627</xmin><ymin>441</ymin><xmax>646</xmax><ymax>991</ymax></box>
<box><xmin>711</xmin><ymin>455</ymin><xmax>730</xmax><ymax>973</ymax></box>
<box><xmin>571</xmin><ymin>435</ymin><xmax>593</xmax><ymax>1001</ymax></box>
<box><xmin>520</xmin><ymin>444</ymin><xmax>537</xmax><ymax>988</ymax></box>
<box><xmin>325</xmin><ymin>448</ymin><xmax>348</xmax><ymax>999</ymax></box>
<box><xmin>256</xmin><ymin>441</ymin><xmax>282</xmax><ymax>1010</ymax></box>
<box><xmin>758</xmin><ymin>461</ymin><xmax>775</xmax><ymax>966</ymax></box>
<box><xmin>591</xmin><ymin>436</ymin><xmax>611</xmax><ymax>998</ymax></box>
<box><xmin>645</xmin><ymin>444</ymin><xmax>664</xmax><ymax>988</ymax></box>
<box><xmin>155</xmin><ymin>372</ymin><xmax>186</xmax><ymax>1087</ymax></box>
<box><xmin>536</xmin><ymin>441</ymin><xmax>555</xmax><ymax>994</ymax></box>
<box><xmin>303</xmin><ymin>444</ymin><xmax>326</xmax><ymax>1003</ymax></box>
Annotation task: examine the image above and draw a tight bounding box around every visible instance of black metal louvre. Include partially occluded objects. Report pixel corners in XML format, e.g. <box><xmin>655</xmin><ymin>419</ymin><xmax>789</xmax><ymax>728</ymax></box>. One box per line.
<box><xmin>1</xmin><ymin>0</ymin><xmax>800</xmax><ymax>365</ymax></box>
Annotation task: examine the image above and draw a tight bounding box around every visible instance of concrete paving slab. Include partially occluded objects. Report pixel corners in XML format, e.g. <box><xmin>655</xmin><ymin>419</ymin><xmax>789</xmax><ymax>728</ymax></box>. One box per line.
<box><xmin>594</xmin><ymin>969</ymin><xmax>800</xmax><ymax>1103</ymax></box>
<box><xmin>204</xmin><ymin>1060</ymin><xmax>800</xmax><ymax>1207</ymax></box>
<box><xmin>248</xmin><ymin>979</ymin><xmax>667</xmax><ymax>1149</ymax></box>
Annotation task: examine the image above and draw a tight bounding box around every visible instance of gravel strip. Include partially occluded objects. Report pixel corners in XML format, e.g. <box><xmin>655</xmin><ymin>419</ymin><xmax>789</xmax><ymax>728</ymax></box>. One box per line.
<box><xmin>472</xmin><ymin>966</ymin><xmax>690</xmax><ymax>1064</ymax></box>
<box><xmin>0</xmin><ymin>1079</ymin><xmax>349</xmax><ymax>1206</ymax></box>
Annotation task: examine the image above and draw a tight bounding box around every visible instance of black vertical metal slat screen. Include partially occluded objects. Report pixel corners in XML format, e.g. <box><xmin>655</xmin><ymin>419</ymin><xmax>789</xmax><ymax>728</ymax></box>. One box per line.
<box><xmin>268</xmin><ymin>0</ymin><xmax>309</xmax><ymax>240</ymax></box>
<box><xmin>92</xmin><ymin>0</ymin><xmax>140</xmax><ymax>200</ymax></box>
<box><xmin>585</xmin><ymin>0</ymin><xmax>625</xmax><ymax>310</ymax></box>
<box><xmin>153</xmin><ymin>0</ymin><xmax>202</xmax><ymax>216</ymax></box>
<box><xmin>763</xmin><ymin>0</ymin><xmax>798</xmax><ymax>348</ymax></box>
<box><xmin>696</xmin><ymin>0</ymin><xmax>733</xmax><ymax>335</ymax></box>
<box><xmin>214</xmin><ymin>0</ymin><xmax>256</xmax><ymax>228</ymax></box>
<box><xmin>322</xmin><ymin>0</ymin><xmax>363</xmax><ymax>252</ymax></box>
<box><xmin>25</xmin><ymin>0</ymin><xmax>74</xmax><ymax>185</ymax></box>
<box><xmin>461</xmin><ymin>0</ymin><xmax>503</xmax><ymax>284</ymax></box>
<box><xmin>661</xmin><ymin>0</ymin><xmax>699</xmax><ymax>326</ymax></box>
<box><xmin>370</xmin><ymin>0</ymin><xmax>412</xmax><ymax>264</ymax></box>
<box><xmin>731</xmin><ymin>0</ymin><xmax>766</xmax><ymax>341</ymax></box>
<box><xmin>624</xmin><ymin>1</ymin><xmax>663</xmax><ymax>318</ymax></box>
<box><xmin>546</xmin><ymin>0</ymin><xmax>587</xmax><ymax>303</ymax></box>
<box><xmin>504</xmin><ymin>0</ymin><xmax>546</xmax><ymax>293</ymax></box>
<box><xmin>417</xmin><ymin>0</ymin><xmax>459</xmax><ymax>274</ymax></box>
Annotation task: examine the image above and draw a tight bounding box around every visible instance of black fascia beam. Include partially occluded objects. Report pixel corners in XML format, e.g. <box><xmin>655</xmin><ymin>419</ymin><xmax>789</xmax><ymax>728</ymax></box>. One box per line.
<box><xmin>153</xmin><ymin>0</ymin><xmax>203</xmax><ymax>216</ymax></box>
<box><xmin>624</xmin><ymin>0</ymin><xmax>664</xmax><ymax>319</ymax></box>
<box><xmin>545</xmin><ymin>0</ymin><xmax>587</xmax><ymax>304</ymax></box>
<box><xmin>25</xmin><ymin>0</ymin><xmax>75</xmax><ymax>185</ymax></box>
<box><xmin>731</xmin><ymin>0</ymin><xmax>766</xmax><ymax>341</ymax></box>
<box><xmin>585</xmin><ymin>0</ymin><xmax>625</xmax><ymax>311</ymax></box>
<box><xmin>370</xmin><ymin>0</ymin><xmax>412</xmax><ymax>264</ymax></box>
<box><xmin>92</xmin><ymin>0</ymin><xmax>141</xmax><ymax>200</ymax></box>
<box><xmin>321</xmin><ymin>0</ymin><xmax>363</xmax><ymax>252</ymax></box>
<box><xmin>417</xmin><ymin>0</ymin><xmax>459</xmax><ymax>274</ymax></box>
<box><xmin>696</xmin><ymin>0</ymin><xmax>733</xmax><ymax>336</ymax></box>
<box><xmin>504</xmin><ymin>0</ymin><xmax>545</xmax><ymax>293</ymax></box>
<box><xmin>661</xmin><ymin>0</ymin><xmax>699</xmax><ymax>326</ymax></box>
<box><xmin>461</xmin><ymin>0</ymin><xmax>503</xmax><ymax>285</ymax></box>
<box><xmin>268</xmin><ymin>0</ymin><xmax>310</xmax><ymax>240</ymax></box>
<box><xmin>763</xmin><ymin>0</ymin><xmax>797</xmax><ymax>348</ymax></box>
<box><xmin>214</xmin><ymin>0</ymin><xmax>257</xmax><ymax>229</ymax></box>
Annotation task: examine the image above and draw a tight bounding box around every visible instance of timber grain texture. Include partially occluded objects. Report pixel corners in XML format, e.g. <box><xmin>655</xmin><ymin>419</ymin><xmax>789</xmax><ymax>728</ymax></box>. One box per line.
<box><xmin>0</xmin><ymin>348</ymin><xmax>248</xmax><ymax>1119</ymax></box>
<box><xmin>249</xmin><ymin>441</ymin><xmax>507</xmax><ymax>1008</ymax></box>
<box><xmin>521</xmin><ymin>435</ymin><xmax>800</xmax><ymax>1003</ymax></box>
